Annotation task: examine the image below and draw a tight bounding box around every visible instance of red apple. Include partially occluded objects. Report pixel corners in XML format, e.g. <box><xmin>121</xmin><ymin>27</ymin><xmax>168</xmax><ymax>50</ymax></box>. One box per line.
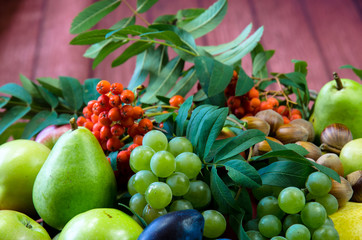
<box><xmin>35</xmin><ymin>125</ymin><xmax>71</xmax><ymax>149</ymax></box>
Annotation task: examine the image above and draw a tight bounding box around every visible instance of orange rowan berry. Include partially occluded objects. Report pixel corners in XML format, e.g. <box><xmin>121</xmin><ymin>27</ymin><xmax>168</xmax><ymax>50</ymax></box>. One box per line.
<box><xmin>109</xmin><ymin>94</ymin><xmax>121</xmax><ymax>107</ymax></box>
<box><xmin>92</xmin><ymin>130</ymin><xmax>101</xmax><ymax>141</ymax></box>
<box><xmin>91</xmin><ymin>114</ymin><xmax>99</xmax><ymax>123</ymax></box>
<box><xmin>169</xmin><ymin>95</ymin><xmax>185</xmax><ymax>107</ymax></box>
<box><xmin>138</xmin><ymin>118</ymin><xmax>153</xmax><ymax>134</ymax></box>
<box><xmin>120</xmin><ymin>90</ymin><xmax>135</xmax><ymax>104</ymax></box>
<box><xmin>277</xmin><ymin>105</ymin><xmax>289</xmax><ymax>117</ymax></box>
<box><xmin>283</xmin><ymin>116</ymin><xmax>290</xmax><ymax>124</ymax></box>
<box><xmin>290</xmin><ymin>114</ymin><xmax>302</xmax><ymax>121</ymax></box>
<box><xmin>107</xmin><ymin>136</ymin><xmax>122</xmax><ymax>152</ymax></box>
<box><xmin>120</xmin><ymin>105</ymin><xmax>134</xmax><ymax>119</ymax></box>
<box><xmin>87</xmin><ymin>100</ymin><xmax>98</xmax><ymax>110</ymax></box>
<box><xmin>82</xmin><ymin>107</ymin><xmax>92</xmax><ymax>119</ymax></box>
<box><xmin>233</xmin><ymin>70</ymin><xmax>238</xmax><ymax>78</ymax></box>
<box><xmin>291</xmin><ymin>109</ymin><xmax>302</xmax><ymax>117</ymax></box>
<box><xmin>117</xmin><ymin>150</ymin><xmax>131</xmax><ymax>168</ymax></box>
<box><xmin>108</xmin><ymin>107</ymin><xmax>121</xmax><ymax>122</ymax></box>
<box><xmin>260</xmin><ymin>101</ymin><xmax>273</xmax><ymax>111</ymax></box>
<box><xmin>110</xmin><ymin>83</ymin><xmax>124</xmax><ymax>95</ymax></box>
<box><xmin>128</xmin><ymin>123</ymin><xmax>140</xmax><ymax>138</ymax></box>
<box><xmin>93</xmin><ymin>122</ymin><xmax>103</xmax><ymax>132</ymax></box>
<box><xmin>96</xmin><ymin>80</ymin><xmax>111</xmax><ymax>94</ymax></box>
<box><xmin>127</xmin><ymin>143</ymin><xmax>139</xmax><ymax>152</ymax></box>
<box><xmin>100</xmin><ymin>125</ymin><xmax>112</xmax><ymax>141</ymax></box>
<box><xmin>92</xmin><ymin>102</ymin><xmax>106</xmax><ymax>116</ymax></box>
<box><xmin>250</xmin><ymin>98</ymin><xmax>261</xmax><ymax>108</ymax></box>
<box><xmin>99</xmin><ymin>111</ymin><xmax>112</xmax><ymax>126</ymax></box>
<box><xmin>267</xmin><ymin>97</ymin><xmax>279</xmax><ymax>108</ymax></box>
<box><xmin>83</xmin><ymin>120</ymin><xmax>94</xmax><ymax>131</ymax></box>
<box><xmin>133</xmin><ymin>135</ymin><xmax>143</xmax><ymax>145</ymax></box>
<box><xmin>76</xmin><ymin>116</ymin><xmax>86</xmax><ymax>126</ymax></box>
<box><xmin>98</xmin><ymin>95</ymin><xmax>111</xmax><ymax>109</ymax></box>
<box><xmin>111</xmin><ymin>124</ymin><xmax>125</xmax><ymax>137</ymax></box>
<box><xmin>234</xmin><ymin>107</ymin><xmax>245</xmax><ymax>118</ymax></box>
<box><xmin>120</xmin><ymin>117</ymin><xmax>134</xmax><ymax>128</ymax></box>
<box><xmin>132</xmin><ymin>106</ymin><xmax>144</xmax><ymax>119</ymax></box>
<box><xmin>248</xmin><ymin>87</ymin><xmax>259</xmax><ymax>99</ymax></box>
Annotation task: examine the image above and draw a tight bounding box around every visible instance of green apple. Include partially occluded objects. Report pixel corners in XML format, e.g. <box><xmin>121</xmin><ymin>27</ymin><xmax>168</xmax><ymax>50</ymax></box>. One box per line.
<box><xmin>311</xmin><ymin>74</ymin><xmax>362</xmax><ymax>142</ymax></box>
<box><xmin>339</xmin><ymin>138</ymin><xmax>362</xmax><ymax>176</ymax></box>
<box><xmin>0</xmin><ymin>140</ymin><xmax>50</xmax><ymax>217</ymax></box>
<box><xmin>0</xmin><ymin>210</ymin><xmax>51</xmax><ymax>239</ymax></box>
<box><xmin>58</xmin><ymin>208</ymin><xmax>143</xmax><ymax>240</ymax></box>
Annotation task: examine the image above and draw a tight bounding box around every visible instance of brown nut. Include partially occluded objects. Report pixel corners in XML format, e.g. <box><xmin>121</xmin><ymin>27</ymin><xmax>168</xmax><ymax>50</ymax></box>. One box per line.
<box><xmin>290</xmin><ymin>119</ymin><xmax>315</xmax><ymax>142</ymax></box>
<box><xmin>275</xmin><ymin>124</ymin><xmax>309</xmax><ymax>144</ymax></box>
<box><xmin>255</xmin><ymin>110</ymin><xmax>284</xmax><ymax>136</ymax></box>
<box><xmin>329</xmin><ymin>176</ymin><xmax>353</xmax><ymax>208</ymax></box>
<box><xmin>320</xmin><ymin>123</ymin><xmax>353</xmax><ymax>155</ymax></box>
<box><xmin>241</xmin><ymin>116</ymin><xmax>270</xmax><ymax>136</ymax></box>
<box><xmin>296</xmin><ymin>141</ymin><xmax>322</xmax><ymax>161</ymax></box>
<box><xmin>316</xmin><ymin>153</ymin><xmax>344</xmax><ymax>176</ymax></box>
<box><xmin>346</xmin><ymin>170</ymin><xmax>362</xmax><ymax>202</ymax></box>
<box><xmin>252</xmin><ymin>137</ymin><xmax>283</xmax><ymax>156</ymax></box>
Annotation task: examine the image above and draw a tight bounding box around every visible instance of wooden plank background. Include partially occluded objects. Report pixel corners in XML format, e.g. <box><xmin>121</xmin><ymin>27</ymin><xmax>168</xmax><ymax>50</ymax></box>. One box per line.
<box><xmin>0</xmin><ymin>0</ymin><xmax>361</xmax><ymax>92</ymax></box>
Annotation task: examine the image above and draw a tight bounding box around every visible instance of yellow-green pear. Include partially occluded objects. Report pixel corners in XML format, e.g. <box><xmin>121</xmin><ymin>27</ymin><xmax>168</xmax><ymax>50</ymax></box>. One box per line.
<box><xmin>311</xmin><ymin>73</ymin><xmax>362</xmax><ymax>142</ymax></box>
<box><xmin>32</xmin><ymin>118</ymin><xmax>117</xmax><ymax>230</ymax></box>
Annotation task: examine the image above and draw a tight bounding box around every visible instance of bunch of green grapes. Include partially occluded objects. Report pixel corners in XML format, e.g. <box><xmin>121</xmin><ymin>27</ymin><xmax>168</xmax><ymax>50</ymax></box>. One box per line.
<box><xmin>127</xmin><ymin>130</ymin><xmax>227</xmax><ymax>239</ymax></box>
<box><xmin>246</xmin><ymin>171</ymin><xmax>340</xmax><ymax>240</ymax></box>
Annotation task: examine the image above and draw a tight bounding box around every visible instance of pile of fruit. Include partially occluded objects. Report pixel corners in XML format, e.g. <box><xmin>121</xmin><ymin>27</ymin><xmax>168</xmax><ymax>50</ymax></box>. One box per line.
<box><xmin>0</xmin><ymin>0</ymin><xmax>361</xmax><ymax>239</ymax></box>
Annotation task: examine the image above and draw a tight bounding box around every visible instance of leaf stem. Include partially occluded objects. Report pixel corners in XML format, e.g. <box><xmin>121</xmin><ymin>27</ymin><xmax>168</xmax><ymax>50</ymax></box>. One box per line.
<box><xmin>142</xmin><ymin>105</ymin><xmax>179</xmax><ymax>111</ymax></box>
<box><xmin>112</xmin><ymin>36</ymin><xmax>198</xmax><ymax>56</ymax></box>
<box><xmin>122</xmin><ymin>0</ymin><xmax>151</xmax><ymax>26</ymax></box>
<box><xmin>226</xmin><ymin>116</ymin><xmax>246</xmax><ymax>130</ymax></box>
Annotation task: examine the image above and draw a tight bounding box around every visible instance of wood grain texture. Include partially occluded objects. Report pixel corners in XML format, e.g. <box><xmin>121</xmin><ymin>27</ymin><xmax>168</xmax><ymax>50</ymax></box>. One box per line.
<box><xmin>0</xmin><ymin>0</ymin><xmax>361</xmax><ymax>92</ymax></box>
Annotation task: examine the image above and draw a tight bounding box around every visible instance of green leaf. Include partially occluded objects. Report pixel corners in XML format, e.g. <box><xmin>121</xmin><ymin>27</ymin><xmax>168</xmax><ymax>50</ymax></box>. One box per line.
<box><xmin>0</xmin><ymin>97</ymin><xmax>9</xmax><ymax>108</ymax></box>
<box><xmin>200</xmin><ymin>23</ymin><xmax>252</xmax><ymax>55</ymax></box>
<box><xmin>140</xmin><ymin>30</ymin><xmax>184</xmax><ymax>46</ymax></box>
<box><xmin>0</xmin><ymin>106</ymin><xmax>31</xmax><ymax>135</ymax></box>
<box><xmin>175</xmin><ymin>96</ymin><xmax>193</xmax><ymax>136</ymax></box>
<box><xmin>252</xmin><ymin>50</ymin><xmax>275</xmax><ymax>76</ymax></box>
<box><xmin>183</xmin><ymin>0</ymin><xmax>227</xmax><ymax>39</ymax></box>
<box><xmin>108</xmin><ymin>151</ymin><xmax>118</xmax><ymax>171</ymax></box>
<box><xmin>229</xmin><ymin>212</ymin><xmax>250</xmax><ymax>240</ymax></box>
<box><xmin>70</xmin><ymin>29</ymin><xmax>112</xmax><ymax>45</ymax></box>
<box><xmin>224</xmin><ymin>159</ymin><xmax>262</xmax><ymax>188</ymax></box>
<box><xmin>235</xmin><ymin>67</ymin><xmax>254</xmax><ymax>96</ymax></box>
<box><xmin>110</xmin><ymin>16</ymin><xmax>136</xmax><ymax>30</ymax></box>
<box><xmin>36</xmin><ymin>86</ymin><xmax>59</xmax><ymax>109</ymax></box>
<box><xmin>21</xmin><ymin>111</ymin><xmax>58</xmax><ymax>139</ymax></box>
<box><xmin>118</xmin><ymin>203</ymin><xmax>147</xmax><ymax>228</ymax></box>
<box><xmin>59</xmin><ymin>76</ymin><xmax>84</xmax><ymax>111</ymax></box>
<box><xmin>215</xmin><ymin>129</ymin><xmax>266</xmax><ymax>162</ymax></box>
<box><xmin>153</xmin><ymin>14</ymin><xmax>177</xmax><ymax>25</ymax></box>
<box><xmin>136</xmin><ymin>0</ymin><xmax>158</xmax><ymax>13</ymax></box>
<box><xmin>53</xmin><ymin>114</ymin><xmax>74</xmax><ymax>125</ymax></box>
<box><xmin>167</xmin><ymin>68</ymin><xmax>197</xmax><ymax>97</ymax></box>
<box><xmin>70</xmin><ymin>0</ymin><xmax>121</xmax><ymax>34</ymax></box>
<box><xmin>195</xmin><ymin>56</ymin><xmax>233</xmax><ymax>97</ymax></box>
<box><xmin>216</xmin><ymin>26</ymin><xmax>264</xmax><ymax>65</ymax></box>
<box><xmin>211</xmin><ymin>166</ymin><xmax>241</xmax><ymax>213</ymax></box>
<box><xmin>108</xmin><ymin>25</ymin><xmax>155</xmax><ymax>38</ymax></box>
<box><xmin>83</xmin><ymin>78</ymin><xmax>101</xmax><ymax>104</ymax></box>
<box><xmin>154</xmin><ymin>112</ymin><xmax>175</xmax><ymax>123</ymax></box>
<box><xmin>19</xmin><ymin>74</ymin><xmax>41</xmax><ymax>100</ymax></box>
<box><xmin>176</xmin><ymin>8</ymin><xmax>205</xmax><ymax>28</ymax></box>
<box><xmin>202</xmin><ymin>108</ymin><xmax>228</xmax><ymax>159</ymax></box>
<box><xmin>112</xmin><ymin>41</ymin><xmax>153</xmax><ymax>67</ymax></box>
<box><xmin>84</xmin><ymin>40</ymin><xmax>113</xmax><ymax>59</ymax></box>
<box><xmin>37</xmin><ymin>77</ymin><xmax>63</xmax><ymax>97</ymax></box>
<box><xmin>0</xmin><ymin>122</ymin><xmax>27</xmax><ymax>145</ymax></box>
<box><xmin>258</xmin><ymin>161</ymin><xmax>314</xmax><ymax>188</ymax></box>
<box><xmin>0</xmin><ymin>83</ymin><xmax>32</xmax><ymax>104</ymax></box>
<box><xmin>141</xmin><ymin>57</ymin><xmax>184</xmax><ymax>104</ymax></box>
<box><xmin>292</xmin><ymin>59</ymin><xmax>308</xmax><ymax>76</ymax></box>
<box><xmin>93</xmin><ymin>40</ymin><xmax>128</xmax><ymax>68</ymax></box>
<box><xmin>340</xmin><ymin>64</ymin><xmax>362</xmax><ymax>81</ymax></box>
<box><xmin>284</xmin><ymin>143</ymin><xmax>309</xmax><ymax>156</ymax></box>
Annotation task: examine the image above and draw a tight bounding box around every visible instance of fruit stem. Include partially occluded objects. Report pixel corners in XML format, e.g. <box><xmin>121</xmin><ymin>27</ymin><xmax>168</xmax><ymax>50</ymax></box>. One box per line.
<box><xmin>69</xmin><ymin>117</ymin><xmax>78</xmax><ymax>131</ymax></box>
<box><xmin>333</xmin><ymin>72</ymin><xmax>344</xmax><ymax>90</ymax></box>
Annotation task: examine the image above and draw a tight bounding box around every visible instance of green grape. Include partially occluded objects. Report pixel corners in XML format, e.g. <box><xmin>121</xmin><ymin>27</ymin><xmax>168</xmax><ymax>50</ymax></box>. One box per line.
<box><xmin>270</xmin><ymin>237</ymin><xmax>287</xmax><ymax>240</ymax></box>
<box><xmin>145</xmin><ymin>182</ymin><xmax>173</xmax><ymax>209</ymax></box>
<box><xmin>285</xmin><ymin>224</ymin><xmax>311</xmax><ymax>240</ymax></box>
<box><xmin>253</xmin><ymin>185</ymin><xmax>284</xmax><ymax>201</ymax></box>
<box><xmin>129</xmin><ymin>193</ymin><xmax>147</xmax><ymax>216</ymax></box>
<box><xmin>133</xmin><ymin>170</ymin><xmax>158</xmax><ymax>194</ymax></box>
<box><xmin>150</xmin><ymin>151</ymin><xmax>176</xmax><ymax>178</ymax></box>
<box><xmin>306</xmin><ymin>192</ymin><xmax>317</xmax><ymax>201</ymax></box>
<box><xmin>315</xmin><ymin>194</ymin><xmax>339</xmax><ymax>215</ymax></box>
<box><xmin>278</xmin><ymin>187</ymin><xmax>305</xmax><ymax>214</ymax></box>
<box><xmin>169</xmin><ymin>199</ymin><xmax>193</xmax><ymax>212</ymax></box>
<box><xmin>323</xmin><ymin>216</ymin><xmax>335</xmax><ymax>227</ymax></box>
<box><xmin>183</xmin><ymin>180</ymin><xmax>211</xmax><ymax>208</ymax></box>
<box><xmin>202</xmin><ymin>210</ymin><xmax>226</xmax><ymax>239</ymax></box>
<box><xmin>305</xmin><ymin>172</ymin><xmax>332</xmax><ymax>197</ymax></box>
<box><xmin>301</xmin><ymin>202</ymin><xmax>327</xmax><ymax>229</ymax></box>
<box><xmin>167</xmin><ymin>137</ymin><xmax>193</xmax><ymax>157</ymax></box>
<box><xmin>245</xmin><ymin>218</ymin><xmax>260</xmax><ymax>231</ymax></box>
<box><xmin>166</xmin><ymin>172</ymin><xmax>190</xmax><ymax>196</ymax></box>
<box><xmin>175</xmin><ymin>152</ymin><xmax>202</xmax><ymax>179</ymax></box>
<box><xmin>129</xmin><ymin>145</ymin><xmax>155</xmax><ymax>172</ymax></box>
<box><xmin>257</xmin><ymin>196</ymin><xmax>285</xmax><ymax>219</ymax></box>
<box><xmin>258</xmin><ymin>215</ymin><xmax>282</xmax><ymax>238</ymax></box>
<box><xmin>127</xmin><ymin>174</ymin><xmax>137</xmax><ymax>196</ymax></box>
<box><xmin>246</xmin><ymin>230</ymin><xmax>266</xmax><ymax>240</ymax></box>
<box><xmin>142</xmin><ymin>204</ymin><xmax>167</xmax><ymax>224</ymax></box>
<box><xmin>142</xmin><ymin>130</ymin><xmax>168</xmax><ymax>152</ymax></box>
<box><xmin>312</xmin><ymin>225</ymin><xmax>339</xmax><ymax>240</ymax></box>
<box><xmin>283</xmin><ymin>214</ymin><xmax>302</xmax><ymax>232</ymax></box>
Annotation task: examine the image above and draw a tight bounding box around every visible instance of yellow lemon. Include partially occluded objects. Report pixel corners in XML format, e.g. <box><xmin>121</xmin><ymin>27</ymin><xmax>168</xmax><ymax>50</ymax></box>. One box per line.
<box><xmin>330</xmin><ymin>202</ymin><xmax>362</xmax><ymax>240</ymax></box>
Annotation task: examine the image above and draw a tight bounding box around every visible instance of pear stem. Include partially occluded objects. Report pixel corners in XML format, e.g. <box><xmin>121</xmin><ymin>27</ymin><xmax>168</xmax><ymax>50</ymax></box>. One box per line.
<box><xmin>70</xmin><ymin>117</ymin><xmax>78</xmax><ymax>131</ymax></box>
<box><xmin>333</xmin><ymin>72</ymin><xmax>343</xmax><ymax>90</ymax></box>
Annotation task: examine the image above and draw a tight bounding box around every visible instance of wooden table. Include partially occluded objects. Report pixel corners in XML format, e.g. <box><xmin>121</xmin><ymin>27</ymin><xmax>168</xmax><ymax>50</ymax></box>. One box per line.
<box><xmin>0</xmin><ymin>0</ymin><xmax>361</xmax><ymax>92</ymax></box>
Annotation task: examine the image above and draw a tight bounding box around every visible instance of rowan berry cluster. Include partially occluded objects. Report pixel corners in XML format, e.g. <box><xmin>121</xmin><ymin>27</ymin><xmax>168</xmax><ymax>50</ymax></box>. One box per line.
<box><xmin>76</xmin><ymin>80</ymin><xmax>154</xmax><ymax>185</ymax></box>
<box><xmin>225</xmin><ymin>71</ymin><xmax>303</xmax><ymax>123</ymax></box>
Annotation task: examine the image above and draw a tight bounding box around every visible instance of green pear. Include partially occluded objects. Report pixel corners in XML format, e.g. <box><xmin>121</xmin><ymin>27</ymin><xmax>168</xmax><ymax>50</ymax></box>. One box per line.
<box><xmin>32</xmin><ymin>118</ymin><xmax>117</xmax><ymax>230</ymax></box>
<box><xmin>311</xmin><ymin>73</ymin><xmax>362</xmax><ymax>142</ymax></box>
